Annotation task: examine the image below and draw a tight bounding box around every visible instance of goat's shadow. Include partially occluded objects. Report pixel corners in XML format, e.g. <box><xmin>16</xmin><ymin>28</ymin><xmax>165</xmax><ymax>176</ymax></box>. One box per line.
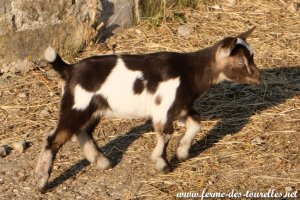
<box><xmin>46</xmin><ymin>121</ymin><xmax>152</xmax><ymax>191</ymax></box>
<box><xmin>45</xmin><ymin>66</ymin><xmax>300</xmax><ymax>191</ymax></box>
<box><xmin>171</xmin><ymin>66</ymin><xmax>300</xmax><ymax>167</ymax></box>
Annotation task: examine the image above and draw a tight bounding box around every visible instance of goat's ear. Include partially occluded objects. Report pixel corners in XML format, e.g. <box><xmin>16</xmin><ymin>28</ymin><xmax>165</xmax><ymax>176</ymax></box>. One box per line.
<box><xmin>218</xmin><ymin>37</ymin><xmax>238</xmax><ymax>58</ymax></box>
<box><xmin>237</xmin><ymin>26</ymin><xmax>256</xmax><ymax>40</ymax></box>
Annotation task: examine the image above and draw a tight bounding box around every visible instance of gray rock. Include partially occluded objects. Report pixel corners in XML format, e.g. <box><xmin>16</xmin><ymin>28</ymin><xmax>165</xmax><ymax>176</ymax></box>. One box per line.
<box><xmin>18</xmin><ymin>92</ymin><xmax>27</xmax><ymax>98</ymax></box>
<box><xmin>0</xmin><ymin>0</ymin><xmax>135</xmax><ymax>76</ymax></box>
<box><xmin>251</xmin><ymin>136</ymin><xmax>265</xmax><ymax>145</ymax></box>
<box><xmin>285</xmin><ymin>186</ymin><xmax>293</xmax><ymax>193</ymax></box>
<box><xmin>177</xmin><ymin>25</ymin><xmax>191</xmax><ymax>37</ymax></box>
<box><xmin>13</xmin><ymin>140</ymin><xmax>27</xmax><ymax>153</ymax></box>
<box><xmin>0</xmin><ymin>146</ymin><xmax>7</xmax><ymax>157</ymax></box>
<box><xmin>40</xmin><ymin>109</ymin><xmax>50</xmax><ymax>117</ymax></box>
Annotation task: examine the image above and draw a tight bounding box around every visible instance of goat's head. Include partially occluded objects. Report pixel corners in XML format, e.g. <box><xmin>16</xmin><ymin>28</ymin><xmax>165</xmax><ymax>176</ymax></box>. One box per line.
<box><xmin>215</xmin><ymin>27</ymin><xmax>261</xmax><ymax>85</ymax></box>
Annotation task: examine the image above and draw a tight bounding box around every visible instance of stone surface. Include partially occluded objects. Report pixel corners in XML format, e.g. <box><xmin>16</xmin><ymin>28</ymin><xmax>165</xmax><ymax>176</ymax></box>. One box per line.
<box><xmin>0</xmin><ymin>146</ymin><xmax>7</xmax><ymax>158</ymax></box>
<box><xmin>12</xmin><ymin>141</ymin><xmax>27</xmax><ymax>153</ymax></box>
<box><xmin>177</xmin><ymin>25</ymin><xmax>191</xmax><ymax>37</ymax></box>
<box><xmin>0</xmin><ymin>0</ymin><xmax>135</xmax><ymax>74</ymax></box>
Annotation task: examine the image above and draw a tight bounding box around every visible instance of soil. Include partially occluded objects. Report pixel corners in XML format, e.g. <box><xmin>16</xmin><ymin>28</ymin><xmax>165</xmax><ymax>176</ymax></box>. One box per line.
<box><xmin>1</xmin><ymin>1</ymin><xmax>299</xmax><ymax>199</ymax></box>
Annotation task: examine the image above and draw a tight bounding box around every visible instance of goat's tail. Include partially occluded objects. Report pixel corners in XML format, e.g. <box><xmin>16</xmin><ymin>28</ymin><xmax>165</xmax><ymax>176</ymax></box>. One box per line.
<box><xmin>44</xmin><ymin>46</ymin><xmax>71</xmax><ymax>79</ymax></box>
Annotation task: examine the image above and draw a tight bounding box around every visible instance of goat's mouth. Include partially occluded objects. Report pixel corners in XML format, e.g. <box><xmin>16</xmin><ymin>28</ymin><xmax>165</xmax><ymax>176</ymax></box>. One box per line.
<box><xmin>246</xmin><ymin>76</ymin><xmax>262</xmax><ymax>86</ymax></box>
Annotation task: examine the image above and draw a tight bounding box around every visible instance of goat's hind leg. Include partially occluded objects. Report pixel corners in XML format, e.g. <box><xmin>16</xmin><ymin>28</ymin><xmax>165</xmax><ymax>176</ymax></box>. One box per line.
<box><xmin>76</xmin><ymin>117</ymin><xmax>111</xmax><ymax>169</ymax></box>
<box><xmin>35</xmin><ymin>126</ymin><xmax>73</xmax><ymax>192</ymax></box>
<box><xmin>35</xmin><ymin>107</ymin><xmax>98</xmax><ymax>192</ymax></box>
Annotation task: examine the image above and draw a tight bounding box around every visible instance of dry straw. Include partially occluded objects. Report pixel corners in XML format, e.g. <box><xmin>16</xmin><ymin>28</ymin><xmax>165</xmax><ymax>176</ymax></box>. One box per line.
<box><xmin>0</xmin><ymin>0</ymin><xmax>299</xmax><ymax>198</ymax></box>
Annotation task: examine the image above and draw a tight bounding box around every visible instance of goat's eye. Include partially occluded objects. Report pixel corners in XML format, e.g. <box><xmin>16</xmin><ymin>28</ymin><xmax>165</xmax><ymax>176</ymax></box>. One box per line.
<box><xmin>237</xmin><ymin>58</ymin><xmax>244</xmax><ymax>65</ymax></box>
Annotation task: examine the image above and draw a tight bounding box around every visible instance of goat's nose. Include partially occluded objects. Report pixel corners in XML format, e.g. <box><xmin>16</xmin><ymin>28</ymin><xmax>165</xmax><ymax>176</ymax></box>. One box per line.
<box><xmin>255</xmin><ymin>78</ymin><xmax>262</xmax><ymax>86</ymax></box>
<box><xmin>254</xmin><ymin>72</ymin><xmax>262</xmax><ymax>86</ymax></box>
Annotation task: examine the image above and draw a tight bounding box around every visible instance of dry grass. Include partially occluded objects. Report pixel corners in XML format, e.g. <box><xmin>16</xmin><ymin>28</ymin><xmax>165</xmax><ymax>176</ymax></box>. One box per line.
<box><xmin>0</xmin><ymin>0</ymin><xmax>299</xmax><ymax>199</ymax></box>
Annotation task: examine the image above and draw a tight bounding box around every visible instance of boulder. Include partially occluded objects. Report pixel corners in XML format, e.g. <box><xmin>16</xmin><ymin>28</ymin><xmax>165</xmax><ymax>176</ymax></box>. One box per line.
<box><xmin>0</xmin><ymin>0</ymin><xmax>135</xmax><ymax>75</ymax></box>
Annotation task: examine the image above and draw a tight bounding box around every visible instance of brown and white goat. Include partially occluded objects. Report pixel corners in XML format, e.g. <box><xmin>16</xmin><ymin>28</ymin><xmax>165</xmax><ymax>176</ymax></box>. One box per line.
<box><xmin>36</xmin><ymin>27</ymin><xmax>261</xmax><ymax>191</ymax></box>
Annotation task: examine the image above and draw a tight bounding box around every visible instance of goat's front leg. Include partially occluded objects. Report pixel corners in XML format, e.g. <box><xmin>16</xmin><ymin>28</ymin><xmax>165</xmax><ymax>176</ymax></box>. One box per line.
<box><xmin>151</xmin><ymin>122</ymin><xmax>173</xmax><ymax>173</ymax></box>
<box><xmin>177</xmin><ymin>109</ymin><xmax>201</xmax><ymax>161</ymax></box>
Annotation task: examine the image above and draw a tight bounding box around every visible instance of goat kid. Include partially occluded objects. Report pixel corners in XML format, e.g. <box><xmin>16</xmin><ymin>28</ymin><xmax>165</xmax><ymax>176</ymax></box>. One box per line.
<box><xmin>36</xmin><ymin>27</ymin><xmax>261</xmax><ymax>192</ymax></box>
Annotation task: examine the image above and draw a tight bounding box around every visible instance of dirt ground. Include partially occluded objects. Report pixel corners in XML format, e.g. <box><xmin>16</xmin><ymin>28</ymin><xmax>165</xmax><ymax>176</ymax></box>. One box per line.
<box><xmin>0</xmin><ymin>0</ymin><xmax>299</xmax><ymax>199</ymax></box>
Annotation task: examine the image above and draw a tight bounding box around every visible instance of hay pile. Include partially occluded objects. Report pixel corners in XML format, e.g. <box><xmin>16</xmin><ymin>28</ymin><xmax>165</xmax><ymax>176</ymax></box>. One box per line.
<box><xmin>0</xmin><ymin>0</ymin><xmax>299</xmax><ymax>198</ymax></box>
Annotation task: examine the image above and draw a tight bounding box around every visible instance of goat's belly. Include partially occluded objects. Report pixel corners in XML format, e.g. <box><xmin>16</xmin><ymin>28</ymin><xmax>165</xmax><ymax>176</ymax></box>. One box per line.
<box><xmin>102</xmin><ymin>92</ymin><xmax>154</xmax><ymax>119</ymax></box>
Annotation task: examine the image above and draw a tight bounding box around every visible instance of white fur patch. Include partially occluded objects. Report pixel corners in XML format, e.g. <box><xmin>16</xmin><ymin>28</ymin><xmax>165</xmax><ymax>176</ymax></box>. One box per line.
<box><xmin>155</xmin><ymin>157</ymin><xmax>168</xmax><ymax>171</ymax></box>
<box><xmin>177</xmin><ymin>117</ymin><xmax>200</xmax><ymax>160</ymax></box>
<box><xmin>151</xmin><ymin>77</ymin><xmax>180</xmax><ymax>124</ymax></box>
<box><xmin>76</xmin><ymin>132</ymin><xmax>98</xmax><ymax>163</ymax></box>
<box><xmin>76</xmin><ymin>131</ymin><xmax>111</xmax><ymax>169</ymax></box>
<box><xmin>35</xmin><ymin>148</ymin><xmax>53</xmax><ymax>190</ymax></box>
<box><xmin>36</xmin><ymin>149</ymin><xmax>53</xmax><ymax>174</ymax></box>
<box><xmin>151</xmin><ymin>134</ymin><xmax>166</xmax><ymax>162</ymax></box>
<box><xmin>60</xmin><ymin>80</ymin><xmax>65</xmax><ymax>96</ymax></box>
<box><xmin>72</xmin><ymin>58</ymin><xmax>181</xmax><ymax>121</ymax></box>
<box><xmin>237</xmin><ymin>38</ymin><xmax>253</xmax><ymax>55</ymax></box>
<box><xmin>95</xmin><ymin>156</ymin><xmax>111</xmax><ymax>170</ymax></box>
<box><xmin>151</xmin><ymin>134</ymin><xmax>170</xmax><ymax>171</ymax></box>
<box><xmin>44</xmin><ymin>46</ymin><xmax>57</xmax><ymax>62</ymax></box>
<box><xmin>96</xmin><ymin>58</ymin><xmax>145</xmax><ymax>118</ymax></box>
<box><xmin>72</xmin><ymin>85</ymin><xmax>94</xmax><ymax>110</ymax></box>
<box><xmin>97</xmin><ymin>58</ymin><xmax>180</xmax><ymax>121</ymax></box>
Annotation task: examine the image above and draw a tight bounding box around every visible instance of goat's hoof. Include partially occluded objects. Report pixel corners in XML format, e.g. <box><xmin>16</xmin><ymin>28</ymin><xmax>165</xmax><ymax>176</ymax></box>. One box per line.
<box><xmin>155</xmin><ymin>161</ymin><xmax>172</xmax><ymax>173</ymax></box>
<box><xmin>36</xmin><ymin>181</ymin><xmax>47</xmax><ymax>193</ymax></box>
<box><xmin>96</xmin><ymin>156</ymin><xmax>112</xmax><ymax>170</ymax></box>
<box><xmin>161</xmin><ymin>164</ymin><xmax>172</xmax><ymax>174</ymax></box>
<box><xmin>176</xmin><ymin>148</ymin><xmax>189</xmax><ymax>162</ymax></box>
<box><xmin>36</xmin><ymin>186</ymin><xmax>47</xmax><ymax>194</ymax></box>
<box><xmin>177</xmin><ymin>154</ymin><xmax>189</xmax><ymax>162</ymax></box>
<box><xmin>35</xmin><ymin>174</ymin><xmax>49</xmax><ymax>193</ymax></box>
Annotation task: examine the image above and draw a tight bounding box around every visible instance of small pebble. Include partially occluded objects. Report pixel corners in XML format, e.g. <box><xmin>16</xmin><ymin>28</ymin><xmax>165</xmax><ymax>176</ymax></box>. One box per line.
<box><xmin>287</xmin><ymin>2</ymin><xmax>300</xmax><ymax>12</ymax></box>
<box><xmin>0</xmin><ymin>146</ymin><xmax>7</xmax><ymax>157</ymax></box>
<box><xmin>13</xmin><ymin>141</ymin><xmax>27</xmax><ymax>153</ymax></box>
<box><xmin>209</xmin><ymin>5</ymin><xmax>222</xmax><ymax>10</ymax></box>
<box><xmin>71</xmin><ymin>136</ymin><xmax>76</xmax><ymax>142</ymax></box>
<box><xmin>135</xmin><ymin>29</ymin><xmax>142</xmax><ymax>35</ymax></box>
<box><xmin>227</xmin><ymin>0</ymin><xmax>236</xmax><ymax>6</ymax></box>
<box><xmin>18</xmin><ymin>93</ymin><xmax>27</xmax><ymax>98</ymax></box>
<box><xmin>177</xmin><ymin>25</ymin><xmax>191</xmax><ymax>37</ymax></box>
<box><xmin>40</xmin><ymin>109</ymin><xmax>50</xmax><ymax>117</ymax></box>
<box><xmin>175</xmin><ymin>121</ymin><xmax>185</xmax><ymax>127</ymax></box>
<box><xmin>285</xmin><ymin>186</ymin><xmax>293</xmax><ymax>193</ymax></box>
<box><xmin>0</xmin><ymin>178</ymin><xmax>4</xmax><ymax>184</ymax></box>
<box><xmin>251</xmin><ymin>136</ymin><xmax>265</xmax><ymax>145</ymax></box>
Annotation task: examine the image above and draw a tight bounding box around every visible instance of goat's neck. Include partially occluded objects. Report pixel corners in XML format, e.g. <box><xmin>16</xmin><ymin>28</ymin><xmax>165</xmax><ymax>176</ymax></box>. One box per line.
<box><xmin>191</xmin><ymin>47</ymin><xmax>219</xmax><ymax>96</ymax></box>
